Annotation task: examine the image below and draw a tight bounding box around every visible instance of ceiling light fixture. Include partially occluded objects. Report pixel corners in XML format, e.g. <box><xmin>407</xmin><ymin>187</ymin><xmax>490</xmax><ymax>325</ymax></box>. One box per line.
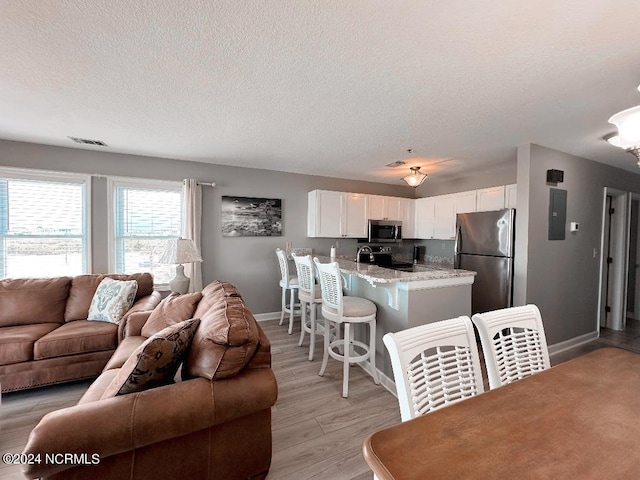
<box><xmin>608</xmin><ymin>105</ymin><xmax>640</xmax><ymax>166</ymax></box>
<box><xmin>402</xmin><ymin>166</ymin><xmax>427</xmax><ymax>187</ymax></box>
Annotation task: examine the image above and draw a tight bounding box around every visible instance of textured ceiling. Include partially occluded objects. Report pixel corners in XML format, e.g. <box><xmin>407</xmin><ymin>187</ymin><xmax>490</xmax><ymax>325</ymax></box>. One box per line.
<box><xmin>1</xmin><ymin>1</ymin><xmax>639</xmax><ymax>184</ymax></box>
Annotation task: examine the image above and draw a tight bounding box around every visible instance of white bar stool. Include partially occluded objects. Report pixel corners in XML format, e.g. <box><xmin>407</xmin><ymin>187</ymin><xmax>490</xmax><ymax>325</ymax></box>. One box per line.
<box><xmin>291</xmin><ymin>252</ymin><xmax>324</xmax><ymax>361</ymax></box>
<box><xmin>276</xmin><ymin>248</ymin><xmax>299</xmax><ymax>334</ymax></box>
<box><xmin>313</xmin><ymin>257</ymin><xmax>380</xmax><ymax>398</ymax></box>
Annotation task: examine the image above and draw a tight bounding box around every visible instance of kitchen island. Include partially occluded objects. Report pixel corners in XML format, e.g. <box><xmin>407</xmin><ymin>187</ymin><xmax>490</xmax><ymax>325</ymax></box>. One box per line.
<box><xmin>314</xmin><ymin>256</ymin><xmax>476</xmax><ymax>383</ymax></box>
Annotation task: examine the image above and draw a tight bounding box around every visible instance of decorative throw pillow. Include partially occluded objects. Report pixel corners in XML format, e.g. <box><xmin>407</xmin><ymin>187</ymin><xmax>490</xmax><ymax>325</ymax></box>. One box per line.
<box><xmin>87</xmin><ymin>277</ymin><xmax>138</xmax><ymax>324</ymax></box>
<box><xmin>141</xmin><ymin>291</ymin><xmax>203</xmax><ymax>338</ymax></box>
<box><xmin>101</xmin><ymin>318</ymin><xmax>200</xmax><ymax>398</ymax></box>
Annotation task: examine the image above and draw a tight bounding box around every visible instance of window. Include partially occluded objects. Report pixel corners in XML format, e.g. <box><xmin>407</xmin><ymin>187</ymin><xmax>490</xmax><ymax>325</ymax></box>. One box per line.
<box><xmin>109</xmin><ymin>178</ymin><xmax>182</xmax><ymax>285</ymax></box>
<box><xmin>0</xmin><ymin>169</ymin><xmax>90</xmax><ymax>279</ymax></box>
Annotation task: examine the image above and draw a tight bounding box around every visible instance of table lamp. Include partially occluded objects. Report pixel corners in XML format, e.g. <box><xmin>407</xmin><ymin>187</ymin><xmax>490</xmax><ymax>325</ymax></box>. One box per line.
<box><xmin>158</xmin><ymin>238</ymin><xmax>203</xmax><ymax>294</ymax></box>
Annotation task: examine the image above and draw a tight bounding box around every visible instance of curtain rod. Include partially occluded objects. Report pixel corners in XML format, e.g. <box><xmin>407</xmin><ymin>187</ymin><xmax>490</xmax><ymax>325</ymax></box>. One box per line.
<box><xmin>89</xmin><ymin>173</ymin><xmax>215</xmax><ymax>187</ymax></box>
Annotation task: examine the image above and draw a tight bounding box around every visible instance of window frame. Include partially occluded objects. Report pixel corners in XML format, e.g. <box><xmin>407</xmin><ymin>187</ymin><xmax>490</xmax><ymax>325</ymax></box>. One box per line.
<box><xmin>107</xmin><ymin>176</ymin><xmax>183</xmax><ymax>288</ymax></box>
<box><xmin>0</xmin><ymin>166</ymin><xmax>92</xmax><ymax>278</ymax></box>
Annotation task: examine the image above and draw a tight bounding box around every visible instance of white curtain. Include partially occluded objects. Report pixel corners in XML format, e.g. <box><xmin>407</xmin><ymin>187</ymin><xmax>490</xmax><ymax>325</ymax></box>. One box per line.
<box><xmin>182</xmin><ymin>179</ymin><xmax>203</xmax><ymax>292</ymax></box>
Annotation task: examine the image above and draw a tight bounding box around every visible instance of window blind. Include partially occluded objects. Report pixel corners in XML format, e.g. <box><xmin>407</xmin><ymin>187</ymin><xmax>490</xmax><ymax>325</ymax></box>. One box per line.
<box><xmin>113</xmin><ymin>183</ymin><xmax>182</xmax><ymax>284</ymax></box>
<box><xmin>0</xmin><ymin>174</ymin><xmax>88</xmax><ymax>278</ymax></box>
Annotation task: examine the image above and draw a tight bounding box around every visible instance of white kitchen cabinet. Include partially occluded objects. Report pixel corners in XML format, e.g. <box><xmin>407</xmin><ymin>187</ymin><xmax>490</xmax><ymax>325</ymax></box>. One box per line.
<box><xmin>308</xmin><ymin>190</ymin><xmax>368</xmax><ymax>238</ymax></box>
<box><xmin>455</xmin><ymin>190</ymin><xmax>477</xmax><ymax>214</ymax></box>
<box><xmin>367</xmin><ymin>195</ymin><xmax>402</xmax><ymax>221</ymax></box>
<box><xmin>415</xmin><ymin>197</ymin><xmax>435</xmax><ymax>239</ymax></box>
<box><xmin>477</xmin><ymin>186</ymin><xmax>506</xmax><ymax>211</ymax></box>
<box><xmin>398</xmin><ymin>198</ymin><xmax>415</xmax><ymax>238</ymax></box>
<box><xmin>434</xmin><ymin>194</ymin><xmax>456</xmax><ymax>240</ymax></box>
<box><xmin>505</xmin><ymin>184</ymin><xmax>517</xmax><ymax>209</ymax></box>
<box><xmin>343</xmin><ymin>192</ymin><xmax>368</xmax><ymax>237</ymax></box>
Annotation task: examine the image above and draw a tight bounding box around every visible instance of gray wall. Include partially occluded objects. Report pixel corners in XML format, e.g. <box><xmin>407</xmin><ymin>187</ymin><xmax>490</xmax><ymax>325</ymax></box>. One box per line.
<box><xmin>0</xmin><ymin>139</ymin><xmax>412</xmax><ymax>314</ymax></box>
<box><xmin>415</xmin><ymin>159</ymin><xmax>517</xmax><ymax>197</ymax></box>
<box><xmin>515</xmin><ymin>143</ymin><xmax>640</xmax><ymax>345</ymax></box>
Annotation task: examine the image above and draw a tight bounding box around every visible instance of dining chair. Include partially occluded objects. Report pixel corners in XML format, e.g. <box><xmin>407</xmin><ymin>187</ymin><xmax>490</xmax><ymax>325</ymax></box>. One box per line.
<box><xmin>471</xmin><ymin>304</ymin><xmax>550</xmax><ymax>389</ymax></box>
<box><xmin>276</xmin><ymin>248</ymin><xmax>299</xmax><ymax>334</ymax></box>
<box><xmin>291</xmin><ymin>252</ymin><xmax>323</xmax><ymax>360</ymax></box>
<box><xmin>383</xmin><ymin>316</ymin><xmax>484</xmax><ymax>421</ymax></box>
<box><xmin>313</xmin><ymin>257</ymin><xmax>379</xmax><ymax>398</ymax></box>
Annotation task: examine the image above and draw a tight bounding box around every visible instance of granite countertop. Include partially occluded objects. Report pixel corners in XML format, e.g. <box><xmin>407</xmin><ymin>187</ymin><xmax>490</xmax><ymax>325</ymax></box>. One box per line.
<box><xmin>314</xmin><ymin>255</ymin><xmax>476</xmax><ymax>285</ymax></box>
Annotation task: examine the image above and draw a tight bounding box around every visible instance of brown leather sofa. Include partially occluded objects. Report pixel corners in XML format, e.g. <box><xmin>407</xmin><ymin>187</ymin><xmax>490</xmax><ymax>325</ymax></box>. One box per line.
<box><xmin>22</xmin><ymin>280</ymin><xmax>278</xmax><ymax>480</ymax></box>
<box><xmin>0</xmin><ymin>273</ymin><xmax>161</xmax><ymax>393</ymax></box>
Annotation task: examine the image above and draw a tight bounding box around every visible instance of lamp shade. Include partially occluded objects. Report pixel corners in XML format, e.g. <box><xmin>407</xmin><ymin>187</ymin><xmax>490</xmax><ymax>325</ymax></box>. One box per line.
<box><xmin>609</xmin><ymin>105</ymin><xmax>640</xmax><ymax>149</ymax></box>
<box><xmin>402</xmin><ymin>166</ymin><xmax>428</xmax><ymax>187</ymax></box>
<box><xmin>158</xmin><ymin>238</ymin><xmax>203</xmax><ymax>265</ymax></box>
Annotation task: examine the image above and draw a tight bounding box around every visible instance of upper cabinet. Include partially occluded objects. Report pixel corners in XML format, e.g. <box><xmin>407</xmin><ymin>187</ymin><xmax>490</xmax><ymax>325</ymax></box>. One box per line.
<box><xmin>434</xmin><ymin>194</ymin><xmax>456</xmax><ymax>240</ymax></box>
<box><xmin>307</xmin><ymin>184</ymin><xmax>517</xmax><ymax>240</ymax></box>
<box><xmin>455</xmin><ymin>190</ymin><xmax>477</xmax><ymax>214</ymax></box>
<box><xmin>505</xmin><ymin>184</ymin><xmax>517</xmax><ymax>209</ymax></box>
<box><xmin>367</xmin><ymin>195</ymin><xmax>402</xmax><ymax>221</ymax></box>
<box><xmin>398</xmin><ymin>197</ymin><xmax>416</xmax><ymax>239</ymax></box>
<box><xmin>477</xmin><ymin>186</ymin><xmax>506</xmax><ymax>211</ymax></box>
<box><xmin>308</xmin><ymin>190</ymin><xmax>368</xmax><ymax>238</ymax></box>
<box><xmin>415</xmin><ymin>197</ymin><xmax>435</xmax><ymax>239</ymax></box>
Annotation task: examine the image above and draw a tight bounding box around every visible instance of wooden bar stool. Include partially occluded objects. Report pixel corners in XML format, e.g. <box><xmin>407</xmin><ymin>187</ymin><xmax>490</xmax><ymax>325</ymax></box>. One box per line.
<box><xmin>276</xmin><ymin>248</ymin><xmax>299</xmax><ymax>334</ymax></box>
<box><xmin>313</xmin><ymin>257</ymin><xmax>380</xmax><ymax>398</ymax></box>
<box><xmin>291</xmin><ymin>253</ymin><xmax>324</xmax><ymax>360</ymax></box>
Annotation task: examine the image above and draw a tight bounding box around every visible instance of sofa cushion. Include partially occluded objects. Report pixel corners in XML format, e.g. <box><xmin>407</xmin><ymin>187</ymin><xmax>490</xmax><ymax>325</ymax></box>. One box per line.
<box><xmin>184</xmin><ymin>289</ymin><xmax>260</xmax><ymax>381</ymax></box>
<box><xmin>0</xmin><ymin>277</ymin><xmax>71</xmax><ymax>327</ymax></box>
<box><xmin>101</xmin><ymin>318</ymin><xmax>200</xmax><ymax>398</ymax></box>
<box><xmin>0</xmin><ymin>323</ymin><xmax>60</xmax><ymax>365</ymax></box>
<box><xmin>88</xmin><ymin>278</ymin><xmax>138</xmax><ymax>324</ymax></box>
<box><xmin>141</xmin><ymin>292</ymin><xmax>203</xmax><ymax>337</ymax></box>
<box><xmin>33</xmin><ymin>320</ymin><xmax>118</xmax><ymax>360</ymax></box>
<box><xmin>65</xmin><ymin>273</ymin><xmax>154</xmax><ymax>322</ymax></box>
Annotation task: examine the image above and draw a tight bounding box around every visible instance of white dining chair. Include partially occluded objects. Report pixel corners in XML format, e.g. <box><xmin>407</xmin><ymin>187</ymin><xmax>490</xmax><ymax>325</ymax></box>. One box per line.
<box><xmin>276</xmin><ymin>248</ymin><xmax>299</xmax><ymax>334</ymax></box>
<box><xmin>291</xmin><ymin>252</ymin><xmax>323</xmax><ymax>360</ymax></box>
<box><xmin>472</xmin><ymin>304</ymin><xmax>550</xmax><ymax>389</ymax></box>
<box><xmin>383</xmin><ymin>316</ymin><xmax>484</xmax><ymax>422</ymax></box>
<box><xmin>313</xmin><ymin>257</ymin><xmax>379</xmax><ymax>398</ymax></box>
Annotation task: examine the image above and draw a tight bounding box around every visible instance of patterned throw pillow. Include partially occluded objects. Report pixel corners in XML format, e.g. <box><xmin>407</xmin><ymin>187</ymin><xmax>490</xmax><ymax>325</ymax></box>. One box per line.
<box><xmin>87</xmin><ymin>277</ymin><xmax>138</xmax><ymax>324</ymax></box>
<box><xmin>101</xmin><ymin>318</ymin><xmax>200</xmax><ymax>398</ymax></box>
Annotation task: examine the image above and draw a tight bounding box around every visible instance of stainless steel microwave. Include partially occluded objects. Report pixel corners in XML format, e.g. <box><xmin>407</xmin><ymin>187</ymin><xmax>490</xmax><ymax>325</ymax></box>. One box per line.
<box><xmin>368</xmin><ymin>220</ymin><xmax>402</xmax><ymax>243</ymax></box>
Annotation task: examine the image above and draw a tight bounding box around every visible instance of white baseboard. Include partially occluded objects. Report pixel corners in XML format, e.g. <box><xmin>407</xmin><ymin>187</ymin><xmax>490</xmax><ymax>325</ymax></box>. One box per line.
<box><xmin>548</xmin><ymin>331</ymin><xmax>599</xmax><ymax>357</ymax></box>
<box><xmin>358</xmin><ymin>361</ymin><xmax>397</xmax><ymax>399</ymax></box>
<box><xmin>253</xmin><ymin>312</ymin><xmax>282</xmax><ymax>322</ymax></box>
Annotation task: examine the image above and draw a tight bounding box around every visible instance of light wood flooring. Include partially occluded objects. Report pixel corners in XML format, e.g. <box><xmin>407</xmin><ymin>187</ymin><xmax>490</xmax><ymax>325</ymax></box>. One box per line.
<box><xmin>1</xmin><ymin>318</ymin><xmax>638</xmax><ymax>480</ymax></box>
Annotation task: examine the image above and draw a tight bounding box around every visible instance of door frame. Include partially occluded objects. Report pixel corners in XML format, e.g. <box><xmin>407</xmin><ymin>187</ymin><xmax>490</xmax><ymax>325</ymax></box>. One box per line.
<box><xmin>627</xmin><ymin>193</ymin><xmax>640</xmax><ymax>320</ymax></box>
<box><xmin>597</xmin><ymin>188</ymin><xmax>630</xmax><ymax>331</ymax></box>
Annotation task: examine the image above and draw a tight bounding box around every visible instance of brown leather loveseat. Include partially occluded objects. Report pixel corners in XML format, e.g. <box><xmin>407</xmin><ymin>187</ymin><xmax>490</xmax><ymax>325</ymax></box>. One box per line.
<box><xmin>0</xmin><ymin>273</ymin><xmax>161</xmax><ymax>393</ymax></box>
<box><xmin>22</xmin><ymin>280</ymin><xmax>278</xmax><ymax>480</ymax></box>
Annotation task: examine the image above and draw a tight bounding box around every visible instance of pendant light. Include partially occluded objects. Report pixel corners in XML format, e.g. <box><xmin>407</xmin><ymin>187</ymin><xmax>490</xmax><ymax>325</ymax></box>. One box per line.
<box><xmin>402</xmin><ymin>166</ymin><xmax>428</xmax><ymax>187</ymax></box>
<box><xmin>608</xmin><ymin>104</ymin><xmax>640</xmax><ymax>166</ymax></box>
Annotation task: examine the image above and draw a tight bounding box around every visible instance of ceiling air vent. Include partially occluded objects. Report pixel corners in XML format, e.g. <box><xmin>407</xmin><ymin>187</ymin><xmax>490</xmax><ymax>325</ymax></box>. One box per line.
<box><xmin>68</xmin><ymin>136</ymin><xmax>108</xmax><ymax>147</ymax></box>
<box><xmin>386</xmin><ymin>160</ymin><xmax>406</xmax><ymax>168</ymax></box>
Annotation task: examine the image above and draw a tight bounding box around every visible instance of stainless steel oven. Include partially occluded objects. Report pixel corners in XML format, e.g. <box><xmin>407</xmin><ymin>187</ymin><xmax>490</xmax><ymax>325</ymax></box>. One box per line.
<box><xmin>368</xmin><ymin>220</ymin><xmax>402</xmax><ymax>243</ymax></box>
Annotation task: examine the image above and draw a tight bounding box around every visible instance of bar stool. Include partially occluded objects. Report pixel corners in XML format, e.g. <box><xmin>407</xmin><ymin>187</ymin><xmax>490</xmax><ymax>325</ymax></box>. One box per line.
<box><xmin>291</xmin><ymin>252</ymin><xmax>324</xmax><ymax>361</ymax></box>
<box><xmin>276</xmin><ymin>248</ymin><xmax>298</xmax><ymax>335</ymax></box>
<box><xmin>313</xmin><ymin>257</ymin><xmax>379</xmax><ymax>398</ymax></box>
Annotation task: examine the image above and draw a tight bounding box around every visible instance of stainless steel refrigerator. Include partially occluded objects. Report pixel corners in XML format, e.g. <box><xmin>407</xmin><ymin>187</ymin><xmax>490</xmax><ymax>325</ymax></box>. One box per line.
<box><xmin>455</xmin><ymin>208</ymin><xmax>515</xmax><ymax>315</ymax></box>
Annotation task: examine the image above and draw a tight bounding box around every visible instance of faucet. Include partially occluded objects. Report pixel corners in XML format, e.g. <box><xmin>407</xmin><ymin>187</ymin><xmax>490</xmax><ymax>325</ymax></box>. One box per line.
<box><xmin>356</xmin><ymin>245</ymin><xmax>373</xmax><ymax>263</ymax></box>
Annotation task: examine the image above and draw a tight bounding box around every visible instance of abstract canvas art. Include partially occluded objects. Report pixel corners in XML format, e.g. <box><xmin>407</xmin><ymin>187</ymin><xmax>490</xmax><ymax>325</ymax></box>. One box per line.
<box><xmin>221</xmin><ymin>196</ymin><xmax>282</xmax><ymax>237</ymax></box>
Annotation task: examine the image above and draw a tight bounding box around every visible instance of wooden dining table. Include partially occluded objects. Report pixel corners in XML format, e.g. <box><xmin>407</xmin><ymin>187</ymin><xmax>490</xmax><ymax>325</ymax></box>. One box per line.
<box><xmin>363</xmin><ymin>348</ymin><xmax>640</xmax><ymax>479</ymax></box>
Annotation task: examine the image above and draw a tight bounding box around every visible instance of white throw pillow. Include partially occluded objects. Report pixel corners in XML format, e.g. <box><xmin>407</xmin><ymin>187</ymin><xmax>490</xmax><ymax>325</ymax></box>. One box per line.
<box><xmin>88</xmin><ymin>277</ymin><xmax>138</xmax><ymax>324</ymax></box>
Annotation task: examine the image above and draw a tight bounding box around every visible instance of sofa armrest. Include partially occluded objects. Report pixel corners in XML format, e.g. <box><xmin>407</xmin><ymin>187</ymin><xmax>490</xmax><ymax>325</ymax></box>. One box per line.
<box><xmin>118</xmin><ymin>311</ymin><xmax>152</xmax><ymax>340</ymax></box>
<box><xmin>117</xmin><ymin>292</ymin><xmax>161</xmax><ymax>341</ymax></box>
<box><xmin>22</xmin><ymin>368</ymin><xmax>278</xmax><ymax>479</ymax></box>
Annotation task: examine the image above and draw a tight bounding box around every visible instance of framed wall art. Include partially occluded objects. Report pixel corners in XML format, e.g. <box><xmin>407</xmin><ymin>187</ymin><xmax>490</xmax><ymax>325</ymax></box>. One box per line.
<box><xmin>221</xmin><ymin>196</ymin><xmax>282</xmax><ymax>237</ymax></box>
